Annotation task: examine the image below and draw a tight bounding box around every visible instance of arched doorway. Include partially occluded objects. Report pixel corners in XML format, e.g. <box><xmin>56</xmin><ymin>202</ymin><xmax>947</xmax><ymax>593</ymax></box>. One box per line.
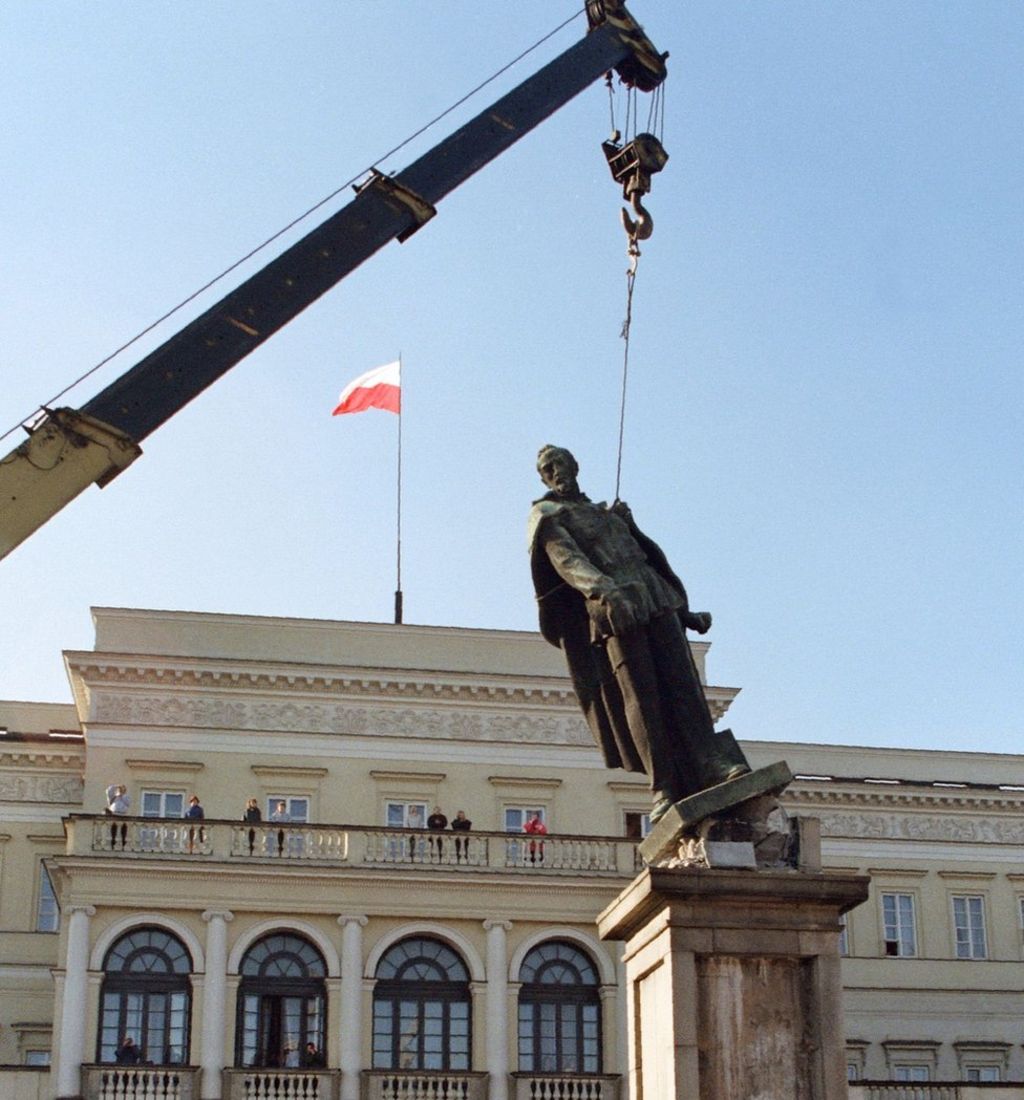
<box><xmin>98</xmin><ymin>926</ymin><xmax>192</xmax><ymax>1065</ymax></box>
<box><xmin>372</xmin><ymin>936</ymin><xmax>471</xmax><ymax>1070</ymax></box>
<box><xmin>517</xmin><ymin>940</ymin><xmax>601</xmax><ymax>1074</ymax></box>
<box><xmin>235</xmin><ymin>932</ymin><xmax>327</xmax><ymax>1067</ymax></box>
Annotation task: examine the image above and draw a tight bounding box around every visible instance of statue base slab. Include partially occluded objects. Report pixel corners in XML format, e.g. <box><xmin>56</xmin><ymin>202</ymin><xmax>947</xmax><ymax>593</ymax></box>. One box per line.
<box><xmin>597</xmin><ymin>856</ymin><xmax>870</xmax><ymax>1100</ymax></box>
<box><xmin>640</xmin><ymin>761</ymin><xmax>794</xmax><ymax>864</ymax></box>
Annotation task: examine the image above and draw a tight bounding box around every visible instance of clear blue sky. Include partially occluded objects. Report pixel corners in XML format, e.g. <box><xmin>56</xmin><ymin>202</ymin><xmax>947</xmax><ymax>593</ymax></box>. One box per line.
<box><xmin>1</xmin><ymin>2</ymin><xmax>1021</xmax><ymax>755</ymax></box>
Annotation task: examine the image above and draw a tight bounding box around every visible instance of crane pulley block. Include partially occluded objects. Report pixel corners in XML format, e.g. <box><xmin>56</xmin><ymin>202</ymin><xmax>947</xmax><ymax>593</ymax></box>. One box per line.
<box><xmin>602</xmin><ymin>132</ymin><xmax>669</xmax><ymax>200</ymax></box>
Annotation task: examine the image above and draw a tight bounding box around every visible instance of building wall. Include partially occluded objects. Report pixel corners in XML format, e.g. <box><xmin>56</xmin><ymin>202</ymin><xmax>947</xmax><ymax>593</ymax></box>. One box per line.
<box><xmin>1</xmin><ymin>608</ymin><xmax>1023</xmax><ymax>1093</ymax></box>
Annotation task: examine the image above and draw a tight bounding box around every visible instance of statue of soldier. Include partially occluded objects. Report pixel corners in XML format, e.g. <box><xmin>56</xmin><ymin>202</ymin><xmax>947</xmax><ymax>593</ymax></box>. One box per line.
<box><xmin>528</xmin><ymin>445</ymin><xmax>749</xmax><ymax>820</ymax></box>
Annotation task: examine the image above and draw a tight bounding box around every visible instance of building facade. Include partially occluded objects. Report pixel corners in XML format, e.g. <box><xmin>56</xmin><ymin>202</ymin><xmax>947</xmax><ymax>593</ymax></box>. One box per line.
<box><xmin>1</xmin><ymin>607</ymin><xmax>1023</xmax><ymax>1099</ymax></box>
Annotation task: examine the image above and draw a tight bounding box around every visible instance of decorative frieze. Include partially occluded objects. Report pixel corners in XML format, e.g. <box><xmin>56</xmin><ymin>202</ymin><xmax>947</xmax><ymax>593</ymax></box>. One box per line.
<box><xmin>92</xmin><ymin>693</ymin><xmax>594</xmax><ymax>745</ymax></box>
<box><xmin>814</xmin><ymin>808</ymin><xmax>1024</xmax><ymax>845</ymax></box>
<box><xmin>0</xmin><ymin>770</ymin><xmax>83</xmax><ymax>804</ymax></box>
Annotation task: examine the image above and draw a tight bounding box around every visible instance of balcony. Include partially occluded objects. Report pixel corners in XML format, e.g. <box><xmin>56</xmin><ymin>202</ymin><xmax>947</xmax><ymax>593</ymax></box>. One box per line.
<box><xmin>223</xmin><ymin>1067</ymin><xmax>336</xmax><ymax>1099</ymax></box>
<box><xmin>66</xmin><ymin>816</ymin><xmax>642</xmax><ymax>876</ymax></box>
<box><xmin>82</xmin><ymin>1064</ymin><xmax>200</xmax><ymax>1099</ymax></box>
<box><xmin>363</xmin><ymin>1070</ymin><xmax>488</xmax><ymax>1100</ymax></box>
<box><xmin>513</xmin><ymin>1074</ymin><xmax>621</xmax><ymax>1100</ymax></box>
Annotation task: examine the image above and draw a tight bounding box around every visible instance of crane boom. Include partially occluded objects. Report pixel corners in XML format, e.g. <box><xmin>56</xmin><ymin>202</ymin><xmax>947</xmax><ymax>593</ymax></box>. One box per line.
<box><xmin>0</xmin><ymin>1</ymin><xmax>666</xmax><ymax>560</ymax></box>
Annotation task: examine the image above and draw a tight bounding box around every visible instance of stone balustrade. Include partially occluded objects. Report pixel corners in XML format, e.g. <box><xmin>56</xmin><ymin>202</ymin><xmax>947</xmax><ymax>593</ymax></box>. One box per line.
<box><xmin>222</xmin><ymin>1068</ymin><xmax>336</xmax><ymax>1100</ymax></box>
<box><xmin>362</xmin><ymin>1070</ymin><xmax>488</xmax><ymax>1100</ymax></box>
<box><xmin>81</xmin><ymin>1064</ymin><xmax>199</xmax><ymax>1100</ymax></box>
<box><xmin>513</xmin><ymin>1074</ymin><xmax>621</xmax><ymax>1100</ymax></box>
<box><xmin>66</xmin><ymin>816</ymin><xmax>639</xmax><ymax>876</ymax></box>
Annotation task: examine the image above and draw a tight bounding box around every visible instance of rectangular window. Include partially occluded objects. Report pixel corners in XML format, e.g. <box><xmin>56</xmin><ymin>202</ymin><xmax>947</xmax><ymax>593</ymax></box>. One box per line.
<box><xmin>267</xmin><ymin>796</ymin><xmax>310</xmax><ymax>823</ymax></box>
<box><xmin>36</xmin><ymin>863</ymin><xmax>59</xmax><ymax>933</ymax></box>
<box><xmin>893</xmin><ymin>1065</ymin><xmax>929</xmax><ymax>1082</ymax></box>
<box><xmin>966</xmin><ymin>1066</ymin><xmax>1001</xmax><ymax>1082</ymax></box>
<box><xmin>505</xmin><ymin>807</ymin><xmax>546</xmax><ymax>832</ymax></box>
<box><xmin>952</xmin><ymin>895</ymin><xmax>987</xmax><ymax>959</ymax></box>
<box><xmin>24</xmin><ymin>1051</ymin><xmax>51</xmax><ymax>1066</ymax></box>
<box><xmin>845</xmin><ymin>1063</ymin><xmax>858</xmax><ymax>1082</ymax></box>
<box><xmin>881</xmin><ymin>892</ymin><xmax>917</xmax><ymax>956</ymax></box>
<box><xmin>385</xmin><ymin>801</ymin><xmax>427</xmax><ymax>829</ymax></box>
<box><xmin>624</xmin><ymin>811</ymin><xmax>652</xmax><ymax>839</ymax></box>
<box><xmin>141</xmin><ymin>790</ymin><xmax>185</xmax><ymax>818</ymax></box>
<box><xmin>837</xmin><ymin>912</ymin><xmax>849</xmax><ymax>957</ymax></box>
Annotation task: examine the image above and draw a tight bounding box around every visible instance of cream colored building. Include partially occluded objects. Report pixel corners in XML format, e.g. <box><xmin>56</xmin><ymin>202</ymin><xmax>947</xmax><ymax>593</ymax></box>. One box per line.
<box><xmin>1</xmin><ymin>607</ymin><xmax>1023</xmax><ymax>1099</ymax></box>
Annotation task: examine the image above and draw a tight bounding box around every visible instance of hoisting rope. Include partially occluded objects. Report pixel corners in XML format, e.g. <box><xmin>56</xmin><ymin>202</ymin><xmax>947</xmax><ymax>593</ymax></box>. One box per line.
<box><xmin>614</xmin><ymin>236</ymin><xmax>640</xmax><ymax>502</ymax></box>
<box><xmin>605</xmin><ymin>75</ymin><xmax>666</xmax><ymax>502</ymax></box>
<box><xmin>0</xmin><ymin>6</ymin><xmax>587</xmax><ymax>448</ymax></box>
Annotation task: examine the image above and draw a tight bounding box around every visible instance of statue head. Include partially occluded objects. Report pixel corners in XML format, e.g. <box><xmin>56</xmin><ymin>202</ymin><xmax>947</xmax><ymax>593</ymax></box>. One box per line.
<box><xmin>537</xmin><ymin>444</ymin><xmax>580</xmax><ymax>498</ymax></box>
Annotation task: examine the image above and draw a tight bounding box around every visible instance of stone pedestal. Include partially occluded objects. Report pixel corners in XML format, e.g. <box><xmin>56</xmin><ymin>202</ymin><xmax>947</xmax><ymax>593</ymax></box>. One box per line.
<box><xmin>597</xmin><ymin>859</ymin><xmax>869</xmax><ymax>1100</ymax></box>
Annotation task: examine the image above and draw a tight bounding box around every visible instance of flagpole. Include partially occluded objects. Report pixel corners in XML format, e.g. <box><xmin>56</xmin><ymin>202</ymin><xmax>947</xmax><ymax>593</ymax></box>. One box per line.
<box><xmin>394</xmin><ymin>353</ymin><xmax>403</xmax><ymax>625</ymax></box>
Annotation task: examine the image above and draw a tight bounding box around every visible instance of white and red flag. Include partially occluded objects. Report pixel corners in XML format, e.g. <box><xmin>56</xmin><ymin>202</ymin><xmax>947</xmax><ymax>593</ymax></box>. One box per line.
<box><xmin>331</xmin><ymin>360</ymin><xmax>401</xmax><ymax>416</ymax></box>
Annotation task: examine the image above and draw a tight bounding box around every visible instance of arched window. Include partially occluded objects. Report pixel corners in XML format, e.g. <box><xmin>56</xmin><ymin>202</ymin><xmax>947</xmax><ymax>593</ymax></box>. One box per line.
<box><xmin>517</xmin><ymin>941</ymin><xmax>601</xmax><ymax>1074</ymax></box>
<box><xmin>236</xmin><ymin>933</ymin><xmax>327</xmax><ymax>1068</ymax></box>
<box><xmin>98</xmin><ymin>926</ymin><xmax>192</xmax><ymax>1065</ymax></box>
<box><xmin>372</xmin><ymin>937</ymin><xmax>471</xmax><ymax>1071</ymax></box>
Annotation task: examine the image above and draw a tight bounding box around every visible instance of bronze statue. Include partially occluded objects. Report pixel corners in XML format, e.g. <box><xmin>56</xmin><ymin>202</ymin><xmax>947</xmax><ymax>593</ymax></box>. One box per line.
<box><xmin>528</xmin><ymin>445</ymin><xmax>750</xmax><ymax>821</ymax></box>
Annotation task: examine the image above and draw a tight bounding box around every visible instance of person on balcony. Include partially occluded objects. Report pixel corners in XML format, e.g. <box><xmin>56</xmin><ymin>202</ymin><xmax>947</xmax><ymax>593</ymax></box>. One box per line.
<box><xmin>427</xmin><ymin>806</ymin><xmax>448</xmax><ymax>861</ymax></box>
<box><xmin>243</xmin><ymin>797</ymin><xmax>262</xmax><ymax>854</ymax></box>
<box><xmin>105</xmin><ymin>784</ymin><xmax>131</xmax><ymax>850</ymax></box>
<box><xmin>523</xmin><ymin>812</ymin><xmax>547</xmax><ymax>864</ymax></box>
<box><xmin>450</xmin><ymin>810</ymin><xmax>472</xmax><ymax>862</ymax></box>
<box><xmin>185</xmin><ymin>794</ymin><xmax>205</xmax><ymax>852</ymax></box>
<box><xmin>115</xmin><ymin>1036</ymin><xmax>141</xmax><ymax>1065</ymax></box>
<box><xmin>301</xmin><ymin>1041</ymin><xmax>326</xmax><ymax>1068</ymax></box>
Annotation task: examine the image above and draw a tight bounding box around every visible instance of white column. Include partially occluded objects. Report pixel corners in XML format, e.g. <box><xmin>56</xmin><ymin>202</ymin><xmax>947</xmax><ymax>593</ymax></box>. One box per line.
<box><xmin>614</xmin><ymin>946</ymin><xmax>628</xmax><ymax>1076</ymax></box>
<box><xmin>483</xmin><ymin>919</ymin><xmax>512</xmax><ymax>1100</ymax></box>
<box><xmin>56</xmin><ymin>903</ymin><xmax>95</xmax><ymax>1099</ymax></box>
<box><xmin>338</xmin><ymin>914</ymin><xmax>368</xmax><ymax>1100</ymax></box>
<box><xmin>201</xmin><ymin>909</ymin><xmax>234</xmax><ymax>1100</ymax></box>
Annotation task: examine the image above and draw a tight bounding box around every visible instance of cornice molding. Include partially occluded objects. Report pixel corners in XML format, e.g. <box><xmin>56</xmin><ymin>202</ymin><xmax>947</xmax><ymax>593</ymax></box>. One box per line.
<box><xmin>487</xmin><ymin>776</ymin><xmax>562</xmax><ymax>790</ymax></box>
<box><xmin>70</xmin><ymin>658</ymin><xmax>736</xmax><ymax>723</ymax></box>
<box><xmin>125</xmin><ymin>758</ymin><xmax>204</xmax><ymax>773</ymax></box>
<box><xmin>787</xmin><ymin>783</ymin><xmax>1024</xmax><ymax>813</ymax></box>
<box><xmin>0</xmin><ymin>749</ymin><xmax>82</xmax><ymax>769</ymax></box>
<box><xmin>251</xmin><ymin>765</ymin><xmax>328</xmax><ymax>779</ymax></box>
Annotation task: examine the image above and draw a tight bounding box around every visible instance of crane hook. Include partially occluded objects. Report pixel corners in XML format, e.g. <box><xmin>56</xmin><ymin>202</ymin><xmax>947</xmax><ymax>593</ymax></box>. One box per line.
<box><xmin>620</xmin><ymin>190</ymin><xmax>653</xmax><ymax>241</ymax></box>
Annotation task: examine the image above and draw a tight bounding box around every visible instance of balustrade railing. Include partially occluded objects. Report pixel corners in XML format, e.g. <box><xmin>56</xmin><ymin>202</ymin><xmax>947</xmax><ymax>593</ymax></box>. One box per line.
<box><xmin>363</xmin><ymin>1070</ymin><xmax>487</xmax><ymax>1100</ymax></box>
<box><xmin>69</xmin><ymin>816</ymin><xmax>639</xmax><ymax>876</ymax></box>
<box><xmin>223</xmin><ymin>1067</ymin><xmax>335</xmax><ymax>1100</ymax></box>
<box><xmin>514</xmin><ymin>1073</ymin><xmax>620</xmax><ymax>1100</ymax></box>
<box><xmin>82</xmin><ymin>1064</ymin><xmax>199</xmax><ymax>1100</ymax></box>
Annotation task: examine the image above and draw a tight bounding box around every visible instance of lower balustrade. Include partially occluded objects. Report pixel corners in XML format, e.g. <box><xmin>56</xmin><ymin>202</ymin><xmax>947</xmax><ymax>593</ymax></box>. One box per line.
<box><xmin>513</xmin><ymin>1074</ymin><xmax>620</xmax><ymax>1100</ymax></box>
<box><xmin>82</xmin><ymin>1064</ymin><xmax>200</xmax><ymax>1100</ymax></box>
<box><xmin>222</xmin><ymin>1067</ymin><xmax>336</xmax><ymax>1100</ymax></box>
<box><xmin>362</xmin><ymin>1070</ymin><xmax>488</xmax><ymax>1100</ymax></box>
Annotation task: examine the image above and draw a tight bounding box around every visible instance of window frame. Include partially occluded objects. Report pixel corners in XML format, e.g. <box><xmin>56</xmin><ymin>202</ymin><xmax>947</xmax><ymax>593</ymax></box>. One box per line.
<box><xmin>35</xmin><ymin>861</ymin><xmax>59</xmax><ymax>933</ymax></box>
<box><xmin>893</xmin><ymin>1064</ymin><xmax>930</xmax><ymax>1082</ymax></box>
<box><xmin>623</xmin><ymin>810</ymin><xmax>652</xmax><ymax>839</ymax></box>
<box><xmin>140</xmin><ymin>789</ymin><xmax>187</xmax><ymax>819</ymax></box>
<box><xmin>880</xmin><ymin>891</ymin><xmax>917</xmax><ymax>957</ymax></box>
<box><xmin>516</xmin><ymin>940</ymin><xmax>602</xmax><ymax>1075</ymax></box>
<box><xmin>951</xmin><ymin>894</ymin><xmax>987</xmax><ymax>959</ymax></box>
<box><xmin>371</xmin><ymin>936</ymin><xmax>472</xmax><ymax>1072</ymax></box>
<box><xmin>234</xmin><ymin>932</ymin><xmax>327</xmax><ymax>1068</ymax></box>
<box><xmin>266</xmin><ymin>795</ymin><xmax>310</xmax><ymax>823</ymax></box>
<box><xmin>97</xmin><ymin>926</ymin><xmax>193</xmax><ymax>1066</ymax></box>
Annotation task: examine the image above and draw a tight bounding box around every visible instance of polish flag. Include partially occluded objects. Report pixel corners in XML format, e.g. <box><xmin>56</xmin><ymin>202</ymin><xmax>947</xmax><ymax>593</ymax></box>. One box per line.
<box><xmin>332</xmin><ymin>360</ymin><xmax>401</xmax><ymax>416</ymax></box>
